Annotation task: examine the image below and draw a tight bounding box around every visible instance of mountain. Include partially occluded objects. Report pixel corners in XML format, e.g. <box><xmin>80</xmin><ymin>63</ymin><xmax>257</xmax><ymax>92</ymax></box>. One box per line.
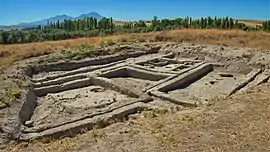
<box><xmin>0</xmin><ymin>12</ymin><xmax>104</xmax><ymax>29</ymax></box>
<box><xmin>18</xmin><ymin>14</ymin><xmax>73</xmax><ymax>27</ymax></box>
<box><xmin>75</xmin><ymin>12</ymin><xmax>103</xmax><ymax>20</ymax></box>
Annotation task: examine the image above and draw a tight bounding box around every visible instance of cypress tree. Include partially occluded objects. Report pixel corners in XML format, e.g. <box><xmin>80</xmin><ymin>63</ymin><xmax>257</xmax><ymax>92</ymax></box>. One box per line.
<box><xmin>110</xmin><ymin>17</ymin><xmax>114</xmax><ymax>33</ymax></box>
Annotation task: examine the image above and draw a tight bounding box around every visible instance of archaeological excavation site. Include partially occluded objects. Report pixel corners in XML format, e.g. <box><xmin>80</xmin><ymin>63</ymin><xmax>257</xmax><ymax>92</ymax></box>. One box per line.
<box><xmin>1</xmin><ymin>43</ymin><xmax>270</xmax><ymax>144</ymax></box>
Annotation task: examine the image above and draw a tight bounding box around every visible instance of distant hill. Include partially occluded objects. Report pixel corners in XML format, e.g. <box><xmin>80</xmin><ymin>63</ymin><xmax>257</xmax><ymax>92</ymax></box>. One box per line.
<box><xmin>0</xmin><ymin>12</ymin><xmax>104</xmax><ymax>30</ymax></box>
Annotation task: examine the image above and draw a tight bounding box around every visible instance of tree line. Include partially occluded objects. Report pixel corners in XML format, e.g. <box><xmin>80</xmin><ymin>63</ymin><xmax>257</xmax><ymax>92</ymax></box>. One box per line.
<box><xmin>0</xmin><ymin>16</ymin><xmax>269</xmax><ymax>44</ymax></box>
<box><xmin>119</xmin><ymin>16</ymin><xmax>250</xmax><ymax>31</ymax></box>
<box><xmin>0</xmin><ymin>17</ymin><xmax>114</xmax><ymax>44</ymax></box>
<box><xmin>36</xmin><ymin>17</ymin><xmax>114</xmax><ymax>32</ymax></box>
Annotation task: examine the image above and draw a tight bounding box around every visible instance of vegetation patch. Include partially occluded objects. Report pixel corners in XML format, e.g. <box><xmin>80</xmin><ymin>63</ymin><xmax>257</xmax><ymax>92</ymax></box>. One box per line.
<box><xmin>99</xmin><ymin>39</ymin><xmax>115</xmax><ymax>48</ymax></box>
<box><xmin>141</xmin><ymin>108</ymin><xmax>169</xmax><ymax>119</ymax></box>
<box><xmin>9</xmin><ymin>89</ymin><xmax>21</xmax><ymax>99</ymax></box>
<box><xmin>62</xmin><ymin>50</ymin><xmax>93</xmax><ymax>60</ymax></box>
<box><xmin>180</xmin><ymin>115</ymin><xmax>194</xmax><ymax>122</ymax></box>
<box><xmin>0</xmin><ymin>94</ymin><xmax>11</xmax><ymax>108</ymax></box>
<box><xmin>74</xmin><ymin>44</ymin><xmax>95</xmax><ymax>51</ymax></box>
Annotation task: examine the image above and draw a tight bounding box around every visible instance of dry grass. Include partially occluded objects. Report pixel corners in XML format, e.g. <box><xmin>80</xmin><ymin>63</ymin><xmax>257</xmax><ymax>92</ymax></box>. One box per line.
<box><xmin>1</xmin><ymin>29</ymin><xmax>270</xmax><ymax>67</ymax></box>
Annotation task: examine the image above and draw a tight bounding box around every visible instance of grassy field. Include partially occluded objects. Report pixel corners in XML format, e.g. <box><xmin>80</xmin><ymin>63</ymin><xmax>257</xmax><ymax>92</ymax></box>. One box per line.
<box><xmin>0</xmin><ymin>29</ymin><xmax>270</xmax><ymax>67</ymax></box>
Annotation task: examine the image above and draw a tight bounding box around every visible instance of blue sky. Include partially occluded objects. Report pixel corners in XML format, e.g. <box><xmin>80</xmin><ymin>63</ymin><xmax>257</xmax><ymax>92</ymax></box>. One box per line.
<box><xmin>0</xmin><ymin>0</ymin><xmax>269</xmax><ymax>25</ymax></box>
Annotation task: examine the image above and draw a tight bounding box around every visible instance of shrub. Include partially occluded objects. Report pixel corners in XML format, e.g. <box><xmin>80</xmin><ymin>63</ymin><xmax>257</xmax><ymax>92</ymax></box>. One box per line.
<box><xmin>10</xmin><ymin>89</ymin><xmax>21</xmax><ymax>99</ymax></box>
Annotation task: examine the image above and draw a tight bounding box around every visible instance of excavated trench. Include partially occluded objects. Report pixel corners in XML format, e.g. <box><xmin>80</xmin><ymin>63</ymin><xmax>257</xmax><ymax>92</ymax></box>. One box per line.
<box><xmin>100</xmin><ymin>67</ymin><xmax>171</xmax><ymax>92</ymax></box>
<box><xmin>18</xmin><ymin>49</ymin><xmax>270</xmax><ymax>141</ymax></box>
<box><xmin>148</xmin><ymin>63</ymin><xmax>263</xmax><ymax>106</ymax></box>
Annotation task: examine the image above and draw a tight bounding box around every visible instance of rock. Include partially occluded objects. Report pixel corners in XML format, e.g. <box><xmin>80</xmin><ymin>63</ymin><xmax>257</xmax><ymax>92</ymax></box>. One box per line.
<box><xmin>178</xmin><ymin>65</ymin><xmax>189</xmax><ymax>69</ymax></box>
<box><xmin>90</xmin><ymin>87</ymin><xmax>105</xmax><ymax>92</ymax></box>
<box><xmin>119</xmin><ymin>128</ymin><xmax>131</xmax><ymax>134</ymax></box>
<box><xmin>149</xmin><ymin>65</ymin><xmax>155</xmax><ymax>69</ymax></box>
<box><xmin>0</xmin><ymin>127</ymin><xmax>4</xmax><ymax>135</ymax></box>
<box><xmin>144</xmin><ymin>63</ymin><xmax>155</xmax><ymax>68</ymax></box>
<box><xmin>219</xmin><ymin>73</ymin><xmax>234</xmax><ymax>77</ymax></box>
<box><xmin>209</xmin><ymin>80</ymin><xmax>218</xmax><ymax>85</ymax></box>
<box><xmin>216</xmin><ymin>78</ymin><xmax>223</xmax><ymax>81</ymax></box>
<box><xmin>128</xmin><ymin>113</ymin><xmax>140</xmax><ymax>119</ymax></box>
<box><xmin>184</xmin><ymin>62</ymin><xmax>193</xmax><ymax>65</ymax></box>
<box><xmin>25</xmin><ymin>120</ymin><xmax>34</xmax><ymax>127</ymax></box>
<box><xmin>0</xmin><ymin>138</ymin><xmax>7</xmax><ymax>149</ymax></box>
<box><xmin>75</xmin><ymin>94</ymin><xmax>82</xmax><ymax>98</ymax></box>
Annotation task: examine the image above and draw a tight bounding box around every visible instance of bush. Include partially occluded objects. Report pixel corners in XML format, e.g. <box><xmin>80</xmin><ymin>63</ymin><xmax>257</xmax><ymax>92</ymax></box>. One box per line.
<box><xmin>0</xmin><ymin>94</ymin><xmax>11</xmax><ymax>107</ymax></box>
<box><xmin>153</xmin><ymin>34</ymin><xmax>166</xmax><ymax>42</ymax></box>
<box><xmin>9</xmin><ymin>89</ymin><xmax>21</xmax><ymax>99</ymax></box>
<box><xmin>100</xmin><ymin>39</ymin><xmax>115</xmax><ymax>48</ymax></box>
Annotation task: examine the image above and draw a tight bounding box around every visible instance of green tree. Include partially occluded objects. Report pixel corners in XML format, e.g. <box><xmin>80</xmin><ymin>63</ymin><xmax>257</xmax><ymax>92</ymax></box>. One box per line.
<box><xmin>110</xmin><ymin>17</ymin><xmax>114</xmax><ymax>33</ymax></box>
<box><xmin>134</xmin><ymin>20</ymin><xmax>146</xmax><ymax>28</ymax></box>
<box><xmin>229</xmin><ymin>18</ymin><xmax>234</xmax><ymax>29</ymax></box>
<box><xmin>152</xmin><ymin>16</ymin><xmax>158</xmax><ymax>27</ymax></box>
